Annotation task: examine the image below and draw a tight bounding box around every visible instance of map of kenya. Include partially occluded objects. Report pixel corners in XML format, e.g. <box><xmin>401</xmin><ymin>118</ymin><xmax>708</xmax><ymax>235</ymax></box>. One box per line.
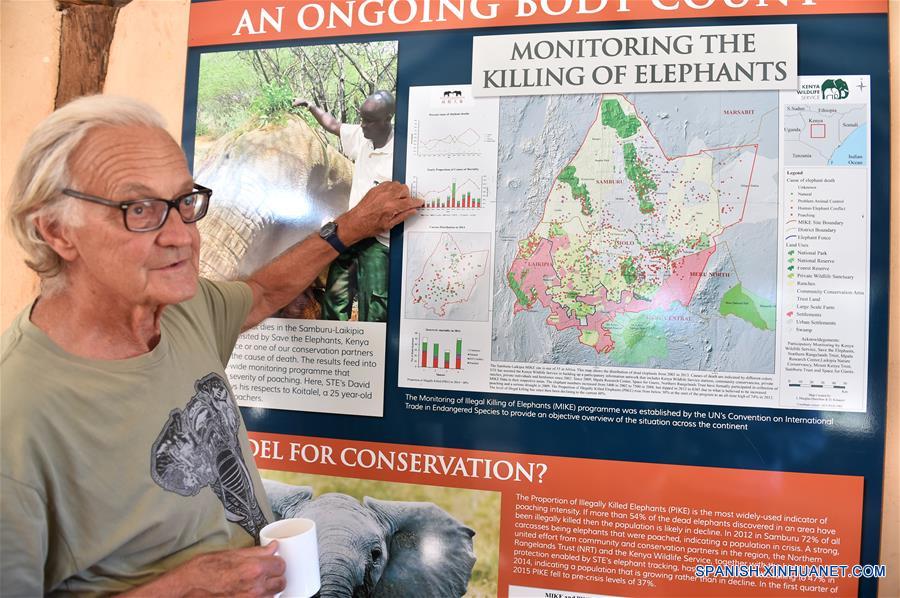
<box><xmin>506</xmin><ymin>94</ymin><xmax>758</xmax><ymax>356</ymax></box>
<box><xmin>412</xmin><ymin>233</ymin><xmax>489</xmax><ymax>318</ymax></box>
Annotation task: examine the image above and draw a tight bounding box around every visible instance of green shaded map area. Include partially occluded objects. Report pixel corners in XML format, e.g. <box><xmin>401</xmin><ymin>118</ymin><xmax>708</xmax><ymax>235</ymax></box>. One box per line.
<box><xmin>623</xmin><ymin>143</ymin><xmax>657</xmax><ymax>214</ymax></box>
<box><xmin>619</xmin><ymin>256</ymin><xmax>639</xmax><ymax>285</ymax></box>
<box><xmin>605</xmin><ymin>311</ymin><xmax>669</xmax><ymax>365</ymax></box>
<box><xmin>686</xmin><ymin>233</ymin><xmax>711</xmax><ymax>250</ymax></box>
<box><xmin>508</xmin><ymin>271</ymin><xmax>536</xmax><ymax>309</ymax></box>
<box><xmin>648</xmin><ymin>241</ymin><xmax>679</xmax><ymax>260</ymax></box>
<box><xmin>601</xmin><ymin>99</ymin><xmax>641</xmax><ymax>138</ymax></box>
<box><xmin>558</xmin><ymin>166</ymin><xmax>592</xmax><ymax>216</ymax></box>
<box><xmin>719</xmin><ymin>284</ymin><xmax>776</xmax><ymax>330</ymax></box>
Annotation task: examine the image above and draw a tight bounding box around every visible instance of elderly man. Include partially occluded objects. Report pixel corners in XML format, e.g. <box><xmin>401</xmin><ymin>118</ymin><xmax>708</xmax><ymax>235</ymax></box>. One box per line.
<box><xmin>294</xmin><ymin>91</ymin><xmax>395</xmax><ymax>322</ymax></box>
<box><xmin>0</xmin><ymin>95</ymin><xmax>421</xmax><ymax>596</ymax></box>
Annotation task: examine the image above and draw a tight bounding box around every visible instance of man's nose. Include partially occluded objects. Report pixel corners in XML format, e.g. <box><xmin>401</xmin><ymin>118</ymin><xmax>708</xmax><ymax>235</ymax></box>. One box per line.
<box><xmin>156</xmin><ymin>209</ymin><xmax>195</xmax><ymax>246</ymax></box>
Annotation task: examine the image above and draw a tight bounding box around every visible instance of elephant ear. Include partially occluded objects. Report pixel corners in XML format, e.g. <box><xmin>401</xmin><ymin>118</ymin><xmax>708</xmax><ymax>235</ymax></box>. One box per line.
<box><xmin>262</xmin><ymin>478</ymin><xmax>314</xmax><ymax>520</ymax></box>
<box><xmin>364</xmin><ymin>498</ymin><xmax>476</xmax><ymax>598</ymax></box>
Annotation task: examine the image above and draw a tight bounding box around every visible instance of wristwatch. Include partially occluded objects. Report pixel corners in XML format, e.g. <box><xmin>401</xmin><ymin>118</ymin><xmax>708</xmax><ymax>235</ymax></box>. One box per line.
<box><xmin>319</xmin><ymin>221</ymin><xmax>348</xmax><ymax>253</ymax></box>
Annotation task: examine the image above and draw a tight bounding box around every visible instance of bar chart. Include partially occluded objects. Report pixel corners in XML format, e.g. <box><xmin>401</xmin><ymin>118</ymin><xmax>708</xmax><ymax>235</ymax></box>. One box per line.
<box><xmin>411</xmin><ymin>176</ymin><xmax>489</xmax><ymax>211</ymax></box>
<box><xmin>421</xmin><ymin>337</ymin><xmax>463</xmax><ymax>369</ymax></box>
<box><xmin>413</xmin><ymin>332</ymin><xmax>465</xmax><ymax>369</ymax></box>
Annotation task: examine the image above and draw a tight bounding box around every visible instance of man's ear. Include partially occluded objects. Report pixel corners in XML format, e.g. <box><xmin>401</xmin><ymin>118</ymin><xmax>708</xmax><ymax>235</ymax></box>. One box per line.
<box><xmin>34</xmin><ymin>214</ymin><xmax>80</xmax><ymax>263</ymax></box>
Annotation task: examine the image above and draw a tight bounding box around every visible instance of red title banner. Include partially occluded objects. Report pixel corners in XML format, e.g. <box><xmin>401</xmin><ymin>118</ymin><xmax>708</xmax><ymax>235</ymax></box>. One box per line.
<box><xmin>189</xmin><ymin>0</ymin><xmax>887</xmax><ymax>47</ymax></box>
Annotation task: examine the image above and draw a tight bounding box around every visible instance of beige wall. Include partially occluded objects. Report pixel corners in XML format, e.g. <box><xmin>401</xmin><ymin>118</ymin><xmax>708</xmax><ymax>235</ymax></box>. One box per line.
<box><xmin>0</xmin><ymin>1</ymin><xmax>897</xmax><ymax>595</ymax></box>
<box><xmin>1</xmin><ymin>0</ymin><xmax>190</xmax><ymax>320</ymax></box>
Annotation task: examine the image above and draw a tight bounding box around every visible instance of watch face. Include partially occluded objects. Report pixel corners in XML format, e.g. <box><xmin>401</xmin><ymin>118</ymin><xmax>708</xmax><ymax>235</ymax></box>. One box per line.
<box><xmin>320</xmin><ymin>222</ymin><xmax>336</xmax><ymax>238</ymax></box>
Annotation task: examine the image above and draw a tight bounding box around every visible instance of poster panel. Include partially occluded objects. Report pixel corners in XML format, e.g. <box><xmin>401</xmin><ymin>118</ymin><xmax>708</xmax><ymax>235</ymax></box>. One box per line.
<box><xmin>250</xmin><ymin>431</ymin><xmax>864</xmax><ymax>597</ymax></box>
<box><xmin>182</xmin><ymin>2</ymin><xmax>890</xmax><ymax>596</ymax></box>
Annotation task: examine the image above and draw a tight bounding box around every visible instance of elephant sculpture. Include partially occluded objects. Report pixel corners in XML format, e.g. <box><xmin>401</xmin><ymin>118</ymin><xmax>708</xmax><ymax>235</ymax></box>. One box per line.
<box><xmin>820</xmin><ymin>78</ymin><xmax>849</xmax><ymax>100</ymax></box>
<box><xmin>195</xmin><ymin>118</ymin><xmax>352</xmax><ymax>306</ymax></box>
<box><xmin>264</xmin><ymin>479</ymin><xmax>476</xmax><ymax>597</ymax></box>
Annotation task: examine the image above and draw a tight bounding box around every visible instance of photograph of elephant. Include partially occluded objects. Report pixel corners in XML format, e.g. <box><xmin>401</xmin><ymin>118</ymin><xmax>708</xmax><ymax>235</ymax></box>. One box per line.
<box><xmin>261</xmin><ymin>471</ymin><xmax>500</xmax><ymax>597</ymax></box>
<box><xmin>192</xmin><ymin>41</ymin><xmax>397</xmax><ymax>320</ymax></box>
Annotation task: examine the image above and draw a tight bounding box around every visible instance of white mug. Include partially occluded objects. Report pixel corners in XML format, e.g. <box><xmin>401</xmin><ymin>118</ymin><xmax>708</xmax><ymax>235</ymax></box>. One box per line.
<box><xmin>260</xmin><ymin>518</ymin><xmax>321</xmax><ymax>598</ymax></box>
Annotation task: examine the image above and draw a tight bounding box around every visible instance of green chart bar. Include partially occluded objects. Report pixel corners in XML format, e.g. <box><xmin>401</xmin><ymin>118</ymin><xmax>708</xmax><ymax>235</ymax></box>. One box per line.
<box><xmin>418</xmin><ymin>338</ymin><xmax>464</xmax><ymax>369</ymax></box>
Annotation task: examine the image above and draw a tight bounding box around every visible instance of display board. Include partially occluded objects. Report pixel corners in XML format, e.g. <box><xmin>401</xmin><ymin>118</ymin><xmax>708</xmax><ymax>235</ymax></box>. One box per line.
<box><xmin>182</xmin><ymin>2</ymin><xmax>890</xmax><ymax>596</ymax></box>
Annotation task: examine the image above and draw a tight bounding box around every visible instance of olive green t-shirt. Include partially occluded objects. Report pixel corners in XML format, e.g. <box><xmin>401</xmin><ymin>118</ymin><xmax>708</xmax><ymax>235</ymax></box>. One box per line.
<box><xmin>0</xmin><ymin>279</ymin><xmax>273</xmax><ymax>596</ymax></box>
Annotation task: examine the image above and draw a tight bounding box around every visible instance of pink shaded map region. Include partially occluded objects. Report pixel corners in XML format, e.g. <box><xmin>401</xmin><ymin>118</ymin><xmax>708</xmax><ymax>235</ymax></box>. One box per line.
<box><xmin>509</xmin><ymin>242</ymin><xmax>717</xmax><ymax>353</ymax></box>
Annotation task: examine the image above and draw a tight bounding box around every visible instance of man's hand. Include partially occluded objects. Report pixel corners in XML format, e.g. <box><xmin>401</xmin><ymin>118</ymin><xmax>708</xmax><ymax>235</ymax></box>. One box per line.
<box><xmin>293</xmin><ymin>99</ymin><xmax>341</xmax><ymax>135</ymax></box>
<box><xmin>337</xmin><ymin>182</ymin><xmax>424</xmax><ymax>246</ymax></box>
<box><xmin>122</xmin><ymin>543</ymin><xmax>286</xmax><ymax>597</ymax></box>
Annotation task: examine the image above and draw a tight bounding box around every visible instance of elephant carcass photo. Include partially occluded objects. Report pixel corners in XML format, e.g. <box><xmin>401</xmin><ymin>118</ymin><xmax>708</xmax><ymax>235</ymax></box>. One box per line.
<box><xmin>195</xmin><ymin>118</ymin><xmax>352</xmax><ymax>318</ymax></box>
<box><xmin>264</xmin><ymin>479</ymin><xmax>477</xmax><ymax>598</ymax></box>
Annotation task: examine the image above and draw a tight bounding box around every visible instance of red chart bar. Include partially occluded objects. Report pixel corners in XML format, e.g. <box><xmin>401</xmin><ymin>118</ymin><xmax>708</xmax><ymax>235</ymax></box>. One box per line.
<box><xmin>432</xmin><ymin>343</ymin><xmax>439</xmax><ymax>368</ymax></box>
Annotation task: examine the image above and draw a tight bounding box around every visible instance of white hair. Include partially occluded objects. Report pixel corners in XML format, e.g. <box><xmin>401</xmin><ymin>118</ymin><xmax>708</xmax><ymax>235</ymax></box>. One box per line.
<box><xmin>7</xmin><ymin>95</ymin><xmax>167</xmax><ymax>290</ymax></box>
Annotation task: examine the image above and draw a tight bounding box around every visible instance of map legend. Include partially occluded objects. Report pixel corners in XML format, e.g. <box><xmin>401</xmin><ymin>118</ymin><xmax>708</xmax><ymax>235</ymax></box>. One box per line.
<box><xmin>776</xmin><ymin>75</ymin><xmax>870</xmax><ymax>411</ymax></box>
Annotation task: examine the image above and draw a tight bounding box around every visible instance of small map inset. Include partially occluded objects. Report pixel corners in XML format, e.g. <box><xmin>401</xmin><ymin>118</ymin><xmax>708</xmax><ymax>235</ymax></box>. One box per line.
<box><xmin>406</xmin><ymin>232</ymin><xmax>491</xmax><ymax>321</ymax></box>
<box><xmin>783</xmin><ymin>103</ymin><xmax>868</xmax><ymax>166</ymax></box>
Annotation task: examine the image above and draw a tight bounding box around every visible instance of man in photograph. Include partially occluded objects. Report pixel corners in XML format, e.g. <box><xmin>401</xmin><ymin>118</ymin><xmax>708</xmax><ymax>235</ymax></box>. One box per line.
<box><xmin>294</xmin><ymin>91</ymin><xmax>395</xmax><ymax>322</ymax></box>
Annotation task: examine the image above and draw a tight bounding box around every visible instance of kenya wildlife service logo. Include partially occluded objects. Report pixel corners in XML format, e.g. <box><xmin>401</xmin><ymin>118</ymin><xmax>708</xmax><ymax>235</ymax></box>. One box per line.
<box><xmin>820</xmin><ymin>78</ymin><xmax>849</xmax><ymax>100</ymax></box>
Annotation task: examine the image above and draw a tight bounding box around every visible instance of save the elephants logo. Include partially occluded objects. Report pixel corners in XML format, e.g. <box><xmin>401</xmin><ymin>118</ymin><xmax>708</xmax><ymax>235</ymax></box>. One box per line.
<box><xmin>820</xmin><ymin>78</ymin><xmax>849</xmax><ymax>100</ymax></box>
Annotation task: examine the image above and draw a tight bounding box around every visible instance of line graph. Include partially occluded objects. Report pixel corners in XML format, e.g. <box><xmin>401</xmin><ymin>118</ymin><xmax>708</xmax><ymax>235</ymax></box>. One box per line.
<box><xmin>411</xmin><ymin>120</ymin><xmax>495</xmax><ymax>157</ymax></box>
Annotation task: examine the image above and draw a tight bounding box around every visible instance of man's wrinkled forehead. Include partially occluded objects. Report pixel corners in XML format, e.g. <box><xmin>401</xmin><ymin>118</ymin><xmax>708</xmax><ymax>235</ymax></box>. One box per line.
<box><xmin>68</xmin><ymin>124</ymin><xmax>192</xmax><ymax>197</ymax></box>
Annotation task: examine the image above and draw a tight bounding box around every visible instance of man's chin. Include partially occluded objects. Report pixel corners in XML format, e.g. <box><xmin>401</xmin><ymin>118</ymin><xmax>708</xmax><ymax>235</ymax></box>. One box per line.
<box><xmin>153</xmin><ymin>274</ymin><xmax>199</xmax><ymax>306</ymax></box>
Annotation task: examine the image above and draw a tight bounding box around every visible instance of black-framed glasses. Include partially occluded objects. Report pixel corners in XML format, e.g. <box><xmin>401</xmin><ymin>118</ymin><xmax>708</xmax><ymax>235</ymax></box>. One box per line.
<box><xmin>61</xmin><ymin>184</ymin><xmax>212</xmax><ymax>232</ymax></box>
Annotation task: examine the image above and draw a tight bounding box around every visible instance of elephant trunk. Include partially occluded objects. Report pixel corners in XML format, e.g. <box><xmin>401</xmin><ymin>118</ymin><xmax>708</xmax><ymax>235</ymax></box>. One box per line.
<box><xmin>317</xmin><ymin>552</ymin><xmax>366</xmax><ymax>598</ymax></box>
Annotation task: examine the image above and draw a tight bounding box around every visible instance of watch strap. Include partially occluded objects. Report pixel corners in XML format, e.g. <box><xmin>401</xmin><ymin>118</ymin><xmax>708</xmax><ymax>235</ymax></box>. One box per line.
<box><xmin>320</xmin><ymin>222</ymin><xmax>348</xmax><ymax>254</ymax></box>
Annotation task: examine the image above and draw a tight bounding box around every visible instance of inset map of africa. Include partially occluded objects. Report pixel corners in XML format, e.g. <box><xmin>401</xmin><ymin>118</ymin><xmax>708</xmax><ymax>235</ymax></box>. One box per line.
<box><xmin>492</xmin><ymin>92</ymin><xmax>778</xmax><ymax>373</ymax></box>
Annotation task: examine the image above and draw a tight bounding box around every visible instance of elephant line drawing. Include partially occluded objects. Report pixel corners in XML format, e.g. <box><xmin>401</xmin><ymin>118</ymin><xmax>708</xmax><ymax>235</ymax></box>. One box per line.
<box><xmin>264</xmin><ymin>478</ymin><xmax>477</xmax><ymax>598</ymax></box>
<box><xmin>151</xmin><ymin>373</ymin><xmax>268</xmax><ymax>540</ymax></box>
<box><xmin>820</xmin><ymin>78</ymin><xmax>849</xmax><ymax>100</ymax></box>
